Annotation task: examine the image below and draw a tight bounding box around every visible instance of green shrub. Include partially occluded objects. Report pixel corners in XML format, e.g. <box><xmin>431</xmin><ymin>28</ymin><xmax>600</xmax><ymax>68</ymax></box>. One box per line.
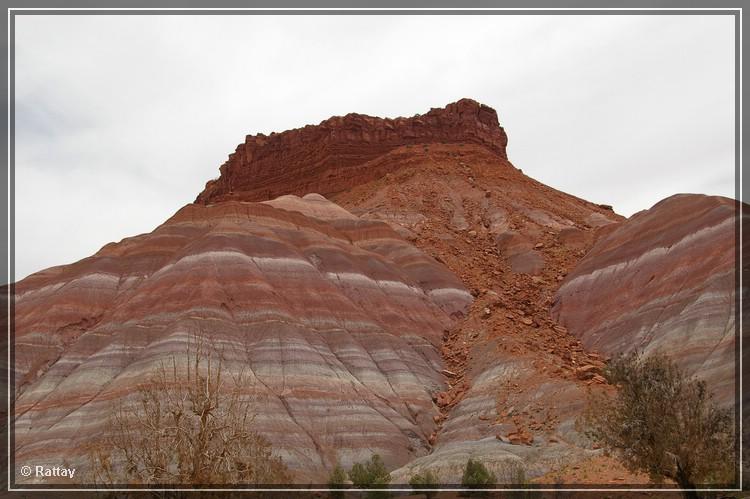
<box><xmin>327</xmin><ymin>463</ymin><xmax>347</xmax><ymax>499</ymax></box>
<box><xmin>409</xmin><ymin>469</ymin><xmax>440</xmax><ymax>499</ymax></box>
<box><xmin>460</xmin><ymin>458</ymin><xmax>496</xmax><ymax>496</ymax></box>
<box><xmin>348</xmin><ymin>454</ymin><xmax>391</xmax><ymax>498</ymax></box>
<box><xmin>580</xmin><ymin>352</ymin><xmax>735</xmax><ymax>495</ymax></box>
<box><xmin>506</xmin><ymin>465</ymin><xmax>533</xmax><ymax>498</ymax></box>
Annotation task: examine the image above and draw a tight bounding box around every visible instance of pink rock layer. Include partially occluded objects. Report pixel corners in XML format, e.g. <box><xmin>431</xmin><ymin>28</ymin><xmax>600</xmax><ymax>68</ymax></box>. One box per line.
<box><xmin>552</xmin><ymin>194</ymin><xmax>742</xmax><ymax>406</ymax></box>
<box><xmin>195</xmin><ymin>99</ymin><xmax>507</xmax><ymax>204</ymax></box>
<box><xmin>13</xmin><ymin>194</ymin><xmax>471</xmax><ymax>483</ymax></box>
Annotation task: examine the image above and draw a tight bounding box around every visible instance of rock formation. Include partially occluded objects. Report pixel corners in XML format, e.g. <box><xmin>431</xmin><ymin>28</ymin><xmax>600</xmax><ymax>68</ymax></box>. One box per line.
<box><xmin>195</xmin><ymin>99</ymin><xmax>507</xmax><ymax>204</ymax></box>
<box><xmin>330</xmin><ymin>141</ymin><xmax>623</xmax><ymax>483</ymax></box>
<box><xmin>12</xmin><ymin>99</ymin><xmax>740</xmax><ymax>486</ymax></box>
<box><xmin>552</xmin><ymin>193</ymin><xmax>741</xmax><ymax>406</ymax></box>
<box><xmin>14</xmin><ymin>194</ymin><xmax>470</xmax><ymax>483</ymax></box>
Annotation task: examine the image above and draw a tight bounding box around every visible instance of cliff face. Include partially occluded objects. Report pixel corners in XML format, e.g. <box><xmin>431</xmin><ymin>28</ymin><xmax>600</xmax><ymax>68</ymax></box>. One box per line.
<box><xmin>195</xmin><ymin>98</ymin><xmax>507</xmax><ymax>204</ymax></box>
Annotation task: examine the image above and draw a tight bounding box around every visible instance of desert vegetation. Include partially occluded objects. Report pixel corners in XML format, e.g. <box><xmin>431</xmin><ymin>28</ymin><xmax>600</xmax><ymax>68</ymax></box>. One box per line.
<box><xmin>88</xmin><ymin>334</ymin><xmax>290</xmax><ymax>487</ymax></box>
<box><xmin>580</xmin><ymin>352</ymin><xmax>735</xmax><ymax>497</ymax></box>
<box><xmin>325</xmin><ymin>454</ymin><xmax>392</xmax><ymax>498</ymax></box>
<box><xmin>460</xmin><ymin>458</ymin><xmax>497</xmax><ymax>496</ymax></box>
<box><xmin>408</xmin><ymin>468</ymin><xmax>440</xmax><ymax>498</ymax></box>
<box><xmin>326</xmin><ymin>463</ymin><xmax>347</xmax><ymax>499</ymax></box>
<box><xmin>347</xmin><ymin>454</ymin><xmax>392</xmax><ymax>498</ymax></box>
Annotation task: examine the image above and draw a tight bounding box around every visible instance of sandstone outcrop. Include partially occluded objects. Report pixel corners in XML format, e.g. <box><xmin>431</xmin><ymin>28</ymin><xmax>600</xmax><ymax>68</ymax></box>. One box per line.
<box><xmin>14</xmin><ymin>194</ymin><xmax>471</xmax><ymax>483</ymax></box>
<box><xmin>13</xmin><ymin>98</ymin><xmax>739</xmax><ymax>487</ymax></box>
<box><xmin>195</xmin><ymin>99</ymin><xmax>507</xmax><ymax>204</ymax></box>
<box><xmin>552</xmin><ymin>194</ymin><xmax>741</xmax><ymax>406</ymax></box>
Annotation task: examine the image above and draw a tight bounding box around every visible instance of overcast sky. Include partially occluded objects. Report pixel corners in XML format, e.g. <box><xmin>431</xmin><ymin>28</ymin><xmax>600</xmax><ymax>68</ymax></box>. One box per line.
<box><xmin>14</xmin><ymin>14</ymin><xmax>735</xmax><ymax>281</ymax></box>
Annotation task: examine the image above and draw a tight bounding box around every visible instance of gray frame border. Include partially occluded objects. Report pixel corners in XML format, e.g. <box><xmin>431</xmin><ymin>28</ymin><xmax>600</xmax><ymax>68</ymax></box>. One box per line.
<box><xmin>3</xmin><ymin>4</ymin><xmax>744</xmax><ymax>495</ymax></box>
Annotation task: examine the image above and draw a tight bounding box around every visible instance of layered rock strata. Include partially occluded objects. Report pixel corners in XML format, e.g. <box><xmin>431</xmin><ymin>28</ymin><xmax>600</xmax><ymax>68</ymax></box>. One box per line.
<box><xmin>14</xmin><ymin>194</ymin><xmax>471</xmax><ymax>483</ymax></box>
<box><xmin>196</xmin><ymin>99</ymin><xmax>507</xmax><ymax>204</ymax></box>
<box><xmin>14</xmin><ymin>98</ymin><xmax>741</xmax><ymax>486</ymax></box>
<box><xmin>552</xmin><ymin>194</ymin><xmax>741</xmax><ymax>406</ymax></box>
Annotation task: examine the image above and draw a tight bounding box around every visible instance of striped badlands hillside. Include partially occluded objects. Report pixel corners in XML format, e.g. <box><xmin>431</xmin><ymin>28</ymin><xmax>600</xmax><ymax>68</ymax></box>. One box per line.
<box><xmin>13</xmin><ymin>194</ymin><xmax>471</xmax><ymax>483</ymax></box>
<box><xmin>552</xmin><ymin>194</ymin><xmax>741</xmax><ymax>406</ymax></box>
<box><xmin>13</xmin><ymin>99</ymin><xmax>742</xmax><ymax>486</ymax></box>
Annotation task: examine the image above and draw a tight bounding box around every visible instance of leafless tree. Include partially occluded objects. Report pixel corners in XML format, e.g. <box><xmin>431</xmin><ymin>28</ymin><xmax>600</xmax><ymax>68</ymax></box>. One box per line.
<box><xmin>88</xmin><ymin>333</ymin><xmax>291</xmax><ymax>490</ymax></box>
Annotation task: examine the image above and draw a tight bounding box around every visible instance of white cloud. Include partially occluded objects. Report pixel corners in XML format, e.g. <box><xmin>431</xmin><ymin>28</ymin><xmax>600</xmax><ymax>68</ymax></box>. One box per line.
<box><xmin>14</xmin><ymin>14</ymin><xmax>735</xmax><ymax>281</ymax></box>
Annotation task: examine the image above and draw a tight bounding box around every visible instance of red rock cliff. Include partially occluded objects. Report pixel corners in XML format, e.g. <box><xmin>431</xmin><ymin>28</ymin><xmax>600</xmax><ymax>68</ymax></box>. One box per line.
<box><xmin>195</xmin><ymin>98</ymin><xmax>507</xmax><ymax>204</ymax></box>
